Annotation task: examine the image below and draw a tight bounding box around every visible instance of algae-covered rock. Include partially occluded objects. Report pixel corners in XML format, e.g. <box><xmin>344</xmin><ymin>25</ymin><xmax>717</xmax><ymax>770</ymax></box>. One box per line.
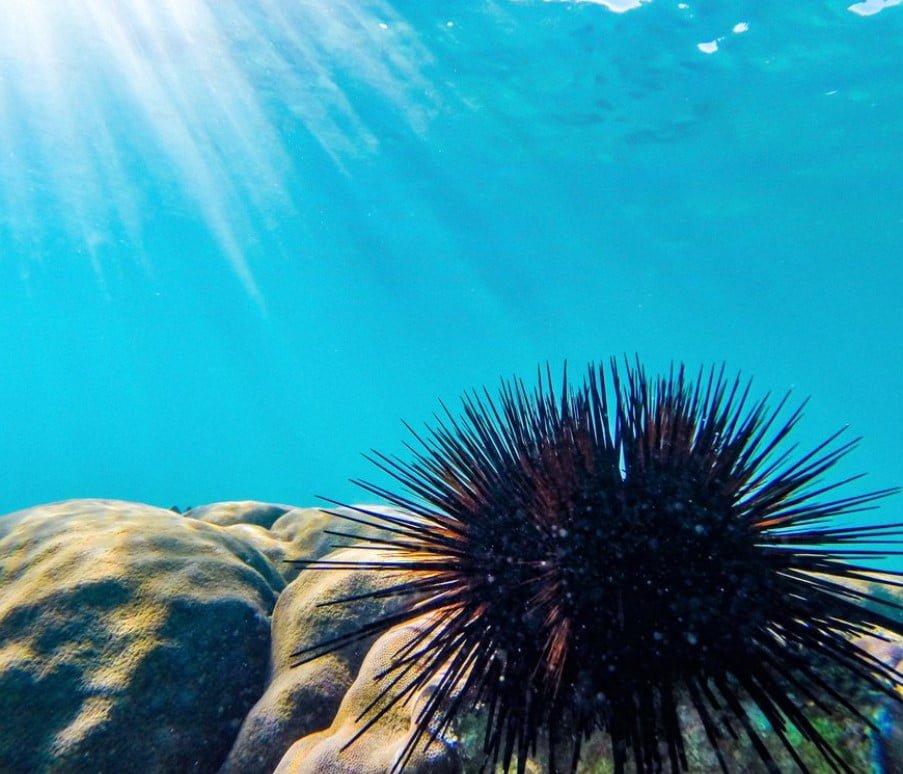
<box><xmin>187</xmin><ymin>500</ymin><xmax>294</xmax><ymax>529</ymax></box>
<box><xmin>221</xmin><ymin>546</ymin><xmax>415</xmax><ymax>774</ymax></box>
<box><xmin>190</xmin><ymin>502</ymin><xmax>387</xmax><ymax>583</ymax></box>
<box><xmin>0</xmin><ymin>499</ymin><xmax>284</xmax><ymax>773</ymax></box>
<box><xmin>274</xmin><ymin>617</ymin><xmax>461</xmax><ymax>774</ymax></box>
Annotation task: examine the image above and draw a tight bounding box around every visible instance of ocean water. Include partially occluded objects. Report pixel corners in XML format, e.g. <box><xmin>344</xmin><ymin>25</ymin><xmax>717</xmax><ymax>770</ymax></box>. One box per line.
<box><xmin>0</xmin><ymin>0</ymin><xmax>900</xmax><ymax>536</ymax></box>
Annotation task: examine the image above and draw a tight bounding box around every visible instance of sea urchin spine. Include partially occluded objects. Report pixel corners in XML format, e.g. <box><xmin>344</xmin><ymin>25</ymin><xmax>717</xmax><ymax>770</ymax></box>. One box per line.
<box><xmin>293</xmin><ymin>360</ymin><xmax>903</xmax><ymax>773</ymax></box>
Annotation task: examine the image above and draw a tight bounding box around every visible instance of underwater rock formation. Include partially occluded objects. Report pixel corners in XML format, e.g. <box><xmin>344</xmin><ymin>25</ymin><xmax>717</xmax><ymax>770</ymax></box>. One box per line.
<box><xmin>0</xmin><ymin>497</ymin><xmax>899</xmax><ymax>773</ymax></box>
<box><xmin>0</xmin><ymin>498</ymin><xmax>429</xmax><ymax>773</ymax></box>
<box><xmin>189</xmin><ymin>502</ymin><xmax>385</xmax><ymax>584</ymax></box>
<box><xmin>0</xmin><ymin>499</ymin><xmax>283</xmax><ymax>773</ymax></box>
<box><xmin>222</xmin><ymin>546</ymin><xmax>415</xmax><ymax>774</ymax></box>
<box><xmin>274</xmin><ymin>618</ymin><xmax>461</xmax><ymax>774</ymax></box>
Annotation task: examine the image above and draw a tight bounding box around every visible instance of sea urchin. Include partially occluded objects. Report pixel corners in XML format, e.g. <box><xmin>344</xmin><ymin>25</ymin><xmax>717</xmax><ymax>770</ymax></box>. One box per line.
<box><xmin>293</xmin><ymin>360</ymin><xmax>903</xmax><ymax>773</ymax></box>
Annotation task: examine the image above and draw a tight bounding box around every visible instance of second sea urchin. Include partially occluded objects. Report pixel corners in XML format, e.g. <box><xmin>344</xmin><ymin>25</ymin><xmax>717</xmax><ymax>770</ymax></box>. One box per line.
<box><xmin>294</xmin><ymin>360</ymin><xmax>903</xmax><ymax>773</ymax></box>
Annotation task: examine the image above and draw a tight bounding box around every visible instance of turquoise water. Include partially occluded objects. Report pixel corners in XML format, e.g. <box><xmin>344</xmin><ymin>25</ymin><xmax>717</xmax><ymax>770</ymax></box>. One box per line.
<box><xmin>0</xmin><ymin>0</ymin><xmax>900</xmax><ymax>525</ymax></box>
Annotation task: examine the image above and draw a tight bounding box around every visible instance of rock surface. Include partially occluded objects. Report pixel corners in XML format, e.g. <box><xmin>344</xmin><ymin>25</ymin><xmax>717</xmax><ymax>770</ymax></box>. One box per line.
<box><xmin>1</xmin><ymin>498</ymin><xmax>901</xmax><ymax>774</ymax></box>
<box><xmin>274</xmin><ymin>618</ymin><xmax>461</xmax><ymax>774</ymax></box>
<box><xmin>190</xmin><ymin>502</ymin><xmax>386</xmax><ymax>584</ymax></box>
<box><xmin>221</xmin><ymin>544</ymin><xmax>415</xmax><ymax>774</ymax></box>
<box><xmin>0</xmin><ymin>499</ymin><xmax>283</xmax><ymax>773</ymax></box>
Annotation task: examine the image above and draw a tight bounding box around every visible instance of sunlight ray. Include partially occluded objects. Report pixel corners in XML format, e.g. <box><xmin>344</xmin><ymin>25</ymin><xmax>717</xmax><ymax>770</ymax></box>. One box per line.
<box><xmin>0</xmin><ymin>0</ymin><xmax>440</xmax><ymax>302</ymax></box>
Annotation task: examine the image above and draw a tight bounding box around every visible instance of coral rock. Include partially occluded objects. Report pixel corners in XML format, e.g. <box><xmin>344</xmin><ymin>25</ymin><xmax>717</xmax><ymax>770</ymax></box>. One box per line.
<box><xmin>274</xmin><ymin>616</ymin><xmax>461</xmax><ymax>774</ymax></box>
<box><xmin>221</xmin><ymin>545</ymin><xmax>417</xmax><ymax>774</ymax></box>
<box><xmin>0</xmin><ymin>499</ymin><xmax>283</xmax><ymax>773</ymax></box>
<box><xmin>192</xmin><ymin>503</ymin><xmax>385</xmax><ymax>584</ymax></box>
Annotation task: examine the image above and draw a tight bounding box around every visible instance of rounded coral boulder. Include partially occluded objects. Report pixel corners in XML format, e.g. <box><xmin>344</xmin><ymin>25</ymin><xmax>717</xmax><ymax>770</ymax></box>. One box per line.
<box><xmin>0</xmin><ymin>499</ymin><xmax>284</xmax><ymax>773</ymax></box>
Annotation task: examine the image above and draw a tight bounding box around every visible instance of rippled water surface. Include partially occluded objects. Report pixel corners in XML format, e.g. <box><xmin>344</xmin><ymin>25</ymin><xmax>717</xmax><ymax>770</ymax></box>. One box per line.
<box><xmin>0</xmin><ymin>1</ymin><xmax>900</xmax><ymax>532</ymax></box>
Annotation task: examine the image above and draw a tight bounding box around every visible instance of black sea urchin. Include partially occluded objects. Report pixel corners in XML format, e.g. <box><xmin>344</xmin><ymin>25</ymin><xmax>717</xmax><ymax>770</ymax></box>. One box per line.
<box><xmin>293</xmin><ymin>361</ymin><xmax>903</xmax><ymax>773</ymax></box>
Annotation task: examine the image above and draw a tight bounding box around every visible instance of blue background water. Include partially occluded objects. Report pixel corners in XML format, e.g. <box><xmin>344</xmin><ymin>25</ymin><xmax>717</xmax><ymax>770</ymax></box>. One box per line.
<box><xmin>0</xmin><ymin>1</ymin><xmax>900</xmax><ymax>530</ymax></box>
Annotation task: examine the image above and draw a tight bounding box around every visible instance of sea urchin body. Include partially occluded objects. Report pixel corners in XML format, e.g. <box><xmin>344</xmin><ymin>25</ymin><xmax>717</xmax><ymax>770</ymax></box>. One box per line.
<box><xmin>294</xmin><ymin>360</ymin><xmax>903</xmax><ymax>773</ymax></box>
